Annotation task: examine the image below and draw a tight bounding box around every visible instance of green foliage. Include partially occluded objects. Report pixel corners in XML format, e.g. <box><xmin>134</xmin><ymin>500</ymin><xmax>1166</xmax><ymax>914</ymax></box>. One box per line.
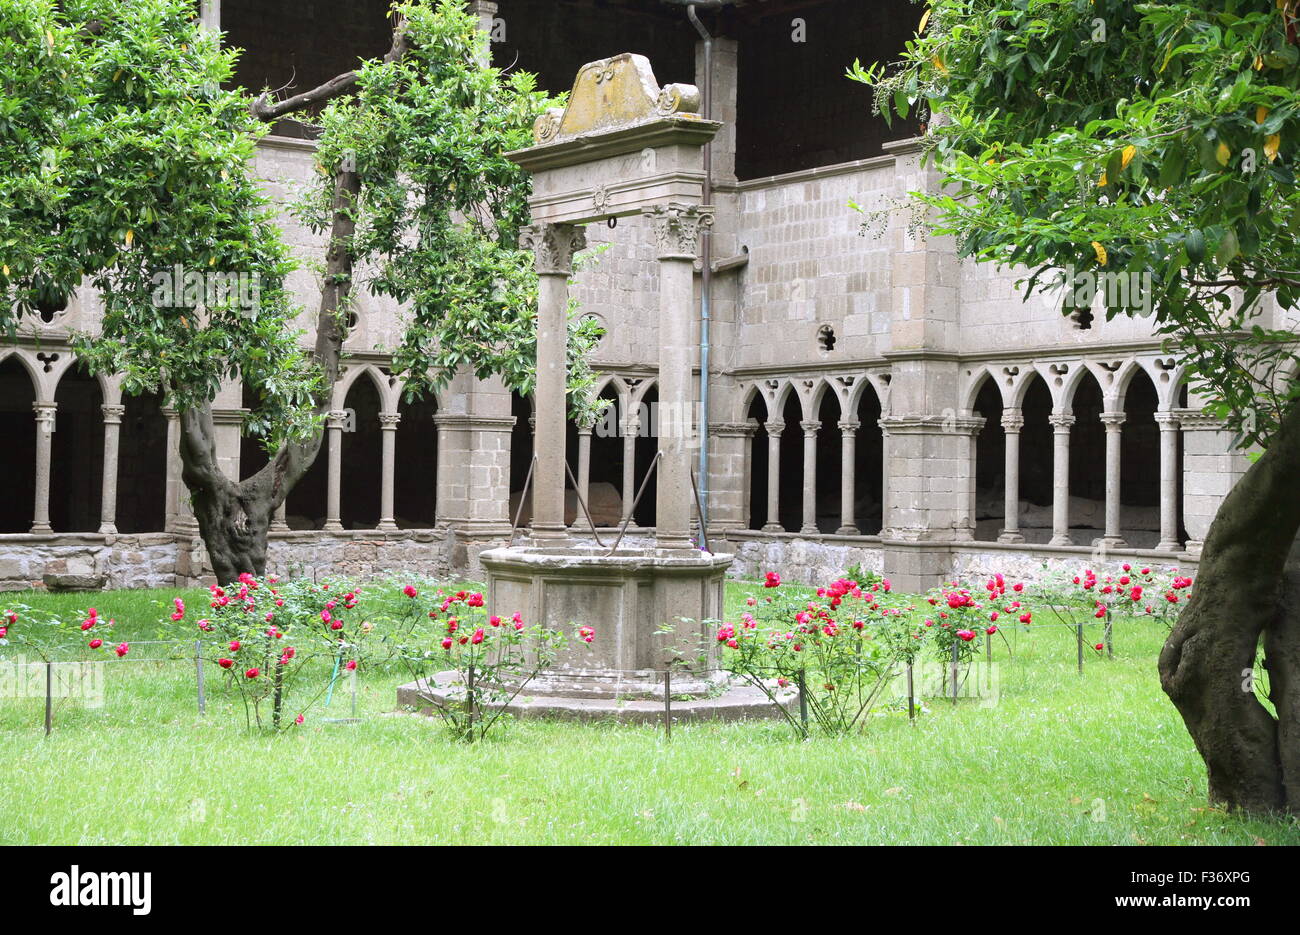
<box><xmin>301</xmin><ymin>0</ymin><xmax>603</xmax><ymax>419</ymax></box>
<box><xmin>2</xmin><ymin>0</ymin><xmax>603</xmax><ymax>453</ymax></box>
<box><xmin>388</xmin><ymin>581</ymin><xmax>584</xmax><ymax>742</ymax></box>
<box><xmin>0</xmin><ymin>0</ymin><xmax>319</xmax><ymax>445</ymax></box>
<box><xmin>852</xmin><ymin>0</ymin><xmax>1300</xmax><ymax>446</ymax></box>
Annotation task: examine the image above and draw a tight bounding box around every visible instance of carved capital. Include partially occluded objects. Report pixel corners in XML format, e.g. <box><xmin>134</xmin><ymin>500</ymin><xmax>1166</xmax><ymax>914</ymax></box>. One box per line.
<box><xmin>837</xmin><ymin>420</ymin><xmax>861</xmax><ymax>434</ymax></box>
<box><xmin>33</xmin><ymin>401</ymin><xmax>56</xmax><ymax>433</ymax></box>
<box><xmin>379</xmin><ymin>412</ymin><xmax>402</xmax><ymax>429</ymax></box>
<box><xmin>712</xmin><ymin>421</ymin><xmax>759</xmax><ymax>437</ymax></box>
<box><xmin>520</xmin><ymin>223</ymin><xmax>587</xmax><ymax>275</ymax></box>
<box><xmin>643</xmin><ymin>203</ymin><xmax>714</xmax><ymax>260</ymax></box>
<box><xmin>1154</xmin><ymin>411</ymin><xmax>1182</xmax><ymax>430</ymax></box>
<box><xmin>800</xmin><ymin>419</ymin><xmax>821</xmax><ymax>436</ymax></box>
<box><xmin>1000</xmin><ymin>409</ymin><xmax>1025</xmax><ymax>432</ymax></box>
<box><xmin>101</xmin><ymin>404</ymin><xmax>126</xmax><ymax>424</ymax></box>
<box><xmin>763</xmin><ymin>420</ymin><xmax>785</xmax><ymax>436</ymax></box>
<box><xmin>327</xmin><ymin>410</ymin><xmax>349</xmax><ymax>430</ymax></box>
<box><xmin>1100</xmin><ymin>411</ymin><xmax>1126</xmax><ymax>430</ymax></box>
<box><xmin>1048</xmin><ymin>413</ymin><xmax>1076</xmax><ymax>431</ymax></box>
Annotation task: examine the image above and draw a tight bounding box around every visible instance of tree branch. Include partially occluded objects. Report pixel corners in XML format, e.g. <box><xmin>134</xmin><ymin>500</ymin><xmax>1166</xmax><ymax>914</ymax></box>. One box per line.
<box><xmin>248</xmin><ymin>16</ymin><xmax>411</xmax><ymax>121</ymax></box>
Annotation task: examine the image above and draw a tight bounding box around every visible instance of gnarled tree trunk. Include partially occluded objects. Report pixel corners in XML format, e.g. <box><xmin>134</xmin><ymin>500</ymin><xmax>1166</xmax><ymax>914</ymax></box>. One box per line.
<box><xmin>1159</xmin><ymin>399</ymin><xmax>1300</xmax><ymax>814</ymax></box>
<box><xmin>176</xmin><ymin>165</ymin><xmax>359</xmax><ymax>584</ymax></box>
<box><xmin>169</xmin><ymin>21</ymin><xmax>412</xmax><ymax>584</ymax></box>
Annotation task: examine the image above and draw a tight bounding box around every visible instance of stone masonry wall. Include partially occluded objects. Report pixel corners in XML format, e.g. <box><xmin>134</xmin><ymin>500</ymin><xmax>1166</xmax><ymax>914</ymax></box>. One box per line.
<box><xmin>0</xmin><ymin>535</ymin><xmax>179</xmax><ymax>592</ymax></box>
<box><xmin>722</xmin><ymin>532</ymin><xmax>1196</xmax><ymax>589</ymax></box>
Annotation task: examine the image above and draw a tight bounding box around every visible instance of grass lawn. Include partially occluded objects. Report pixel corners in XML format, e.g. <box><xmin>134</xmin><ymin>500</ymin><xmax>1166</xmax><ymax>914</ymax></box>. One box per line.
<box><xmin>1</xmin><ymin>581</ymin><xmax>1297</xmax><ymax>845</ymax></box>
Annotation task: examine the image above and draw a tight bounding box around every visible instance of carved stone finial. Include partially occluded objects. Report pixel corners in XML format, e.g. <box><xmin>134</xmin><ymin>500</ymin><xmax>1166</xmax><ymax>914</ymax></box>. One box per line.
<box><xmin>519</xmin><ymin>223</ymin><xmax>588</xmax><ymax>275</ymax></box>
<box><xmin>531</xmin><ymin>53</ymin><xmax>703</xmax><ymax>144</ymax></box>
<box><xmin>642</xmin><ymin>203</ymin><xmax>714</xmax><ymax>259</ymax></box>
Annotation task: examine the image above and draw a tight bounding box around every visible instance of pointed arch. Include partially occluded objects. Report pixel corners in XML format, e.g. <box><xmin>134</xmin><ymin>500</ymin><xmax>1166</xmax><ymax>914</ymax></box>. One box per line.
<box><xmin>0</xmin><ymin>356</ymin><xmax>36</xmax><ymax>532</ymax></box>
<box><xmin>972</xmin><ymin>376</ymin><xmax>1005</xmax><ymax>541</ymax></box>
<box><xmin>50</xmin><ymin>360</ymin><xmax>104</xmax><ymax>532</ymax></box>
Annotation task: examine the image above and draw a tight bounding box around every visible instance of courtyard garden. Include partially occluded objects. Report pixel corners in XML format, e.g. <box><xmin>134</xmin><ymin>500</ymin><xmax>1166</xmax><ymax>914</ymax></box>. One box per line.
<box><xmin>2</xmin><ymin>572</ymin><xmax>1296</xmax><ymax>846</ymax></box>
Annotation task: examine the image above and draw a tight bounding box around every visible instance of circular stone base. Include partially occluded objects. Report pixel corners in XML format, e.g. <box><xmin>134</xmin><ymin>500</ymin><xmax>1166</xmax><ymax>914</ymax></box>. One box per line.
<box><xmin>396</xmin><ymin>674</ymin><xmax>794</xmax><ymax>725</ymax></box>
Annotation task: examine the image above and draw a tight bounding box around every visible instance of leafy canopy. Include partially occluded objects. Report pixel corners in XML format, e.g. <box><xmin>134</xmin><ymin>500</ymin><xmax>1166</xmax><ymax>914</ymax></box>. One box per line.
<box><xmin>1</xmin><ymin>0</ymin><xmax>603</xmax><ymax>450</ymax></box>
<box><xmin>853</xmin><ymin>0</ymin><xmax>1300</xmax><ymax>445</ymax></box>
<box><xmin>298</xmin><ymin>0</ymin><xmax>605</xmax><ymax>418</ymax></box>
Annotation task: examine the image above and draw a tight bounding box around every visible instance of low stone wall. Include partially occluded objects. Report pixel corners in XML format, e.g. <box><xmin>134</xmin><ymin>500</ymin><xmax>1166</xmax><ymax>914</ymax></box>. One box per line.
<box><xmin>723</xmin><ymin>532</ymin><xmax>885</xmax><ymax>587</ymax></box>
<box><xmin>0</xmin><ymin>534</ymin><xmax>179</xmax><ymax>592</ymax></box>
<box><xmin>263</xmin><ymin>530</ymin><xmax>451</xmax><ymax>585</ymax></box>
<box><xmin>0</xmin><ymin>530</ymin><xmax>452</xmax><ymax>591</ymax></box>
<box><xmin>949</xmin><ymin>543</ymin><xmax>1196</xmax><ymax>583</ymax></box>
<box><xmin>721</xmin><ymin>530</ymin><xmax>1198</xmax><ymax>589</ymax></box>
<box><xmin>1</xmin><ymin>526</ymin><xmax>1199</xmax><ymax>594</ymax></box>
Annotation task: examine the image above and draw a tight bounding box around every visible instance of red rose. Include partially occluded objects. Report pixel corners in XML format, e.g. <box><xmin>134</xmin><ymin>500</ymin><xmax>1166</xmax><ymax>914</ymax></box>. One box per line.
<box><xmin>956</xmin><ymin>629</ymin><xmax>976</xmax><ymax>642</ymax></box>
<box><xmin>89</xmin><ymin>638</ymin><xmax>103</xmax><ymax>649</ymax></box>
<box><xmin>245</xmin><ymin>667</ymin><xmax>260</xmax><ymax>679</ymax></box>
<box><xmin>218</xmin><ymin>658</ymin><xmax>234</xmax><ymax>669</ymax></box>
<box><xmin>403</xmin><ymin>585</ymin><xmax>418</xmax><ymax>598</ymax></box>
<box><xmin>114</xmin><ymin>642</ymin><xmax>129</xmax><ymax>657</ymax></box>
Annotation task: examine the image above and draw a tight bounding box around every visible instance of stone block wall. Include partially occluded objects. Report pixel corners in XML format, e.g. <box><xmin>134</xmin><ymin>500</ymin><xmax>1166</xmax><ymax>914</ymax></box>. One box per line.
<box><xmin>0</xmin><ymin>535</ymin><xmax>179</xmax><ymax>592</ymax></box>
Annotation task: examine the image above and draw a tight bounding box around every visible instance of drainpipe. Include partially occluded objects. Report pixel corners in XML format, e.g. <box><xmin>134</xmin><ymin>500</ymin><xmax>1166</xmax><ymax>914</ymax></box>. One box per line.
<box><xmin>687</xmin><ymin>2</ymin><xmax>715</xmax><ymax>534</ymax></box>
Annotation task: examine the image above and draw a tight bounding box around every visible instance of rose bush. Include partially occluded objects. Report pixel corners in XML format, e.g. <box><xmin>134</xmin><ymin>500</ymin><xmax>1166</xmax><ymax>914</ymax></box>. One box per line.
<box><xmin>0</xmin><ymin>602</ymin><xmax>128</xmax><ymax>662</ymax></box>
<box><xmin>172</xmin><ymin>573</ymin><xmax>387</xmax><ymax>730</ymax></box>
<box><xmin>392</xmin><ymin>585</ymin><xmax>591</xmax><ymax>742</ymax></box>
<box><xmin>1037</xmin><ymin>563</ymin><xmax>1194</xmax><ymax>656</ymax></box>
<box><xmin>721</xmin><ymin>571</ymin><xmax>1031</xmax><ymax>735</ymax></box>
<box><xmin>720</xmin><ymin>575</ymin><xmax>918</xmax><ymax>737</ymax></box>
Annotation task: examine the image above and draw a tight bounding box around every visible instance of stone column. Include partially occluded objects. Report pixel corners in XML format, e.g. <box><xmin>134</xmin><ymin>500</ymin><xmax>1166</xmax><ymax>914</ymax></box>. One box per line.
<box><xmin>1175</xmin><ymin>407</ymin><xmax>1243</xmax><ymax>555</ymax></box>
<box><xmin>271</xmin><ymin>500</ymin><xmax>288</xmax><ymax>532</ymax></box>
<box><xmin>1100</xmin><ymin>411</ymin><xmax>1127</xmax><ymax>547</ymax></box>
<box><xmin>323</xmin><ymin>410</ymin><xmax>346</xmax><ymax>532</ymax></box>
<box><xmin>799</xmin><ymin>419</ymin><xmax>820</xmax><ymax>535</ymax></box>
<box><xmin>762</xmin><ymin>419</ymin><xmax>784</xmax><ymax>532</ymax></box>
<box><xmin>378</xmin><ymin>411</ymin><xmax>401</xmax><ymax>530</ymax></box>
<box><xmin>199</xmin><ymin>0</ymin><xmax>220</xmax><ymax>34</ymax></box>
<box><xmin>1155</xmin><ymin>411</ymin><xmax>1182</xmax><ymax>551</ymax></box>
<box><xmin>99</xmin><ymin>404</ymin><xmax>125</xmax><ymax>535</ymax></box>
<box><xmin>431</xmin><ymin>373</ymin><xmax>515</xmax><ymax>555</ymax></box>
<box><xmin>468</xmin><ymin>0</ymin><xmax>498</xmax><ymax>33</ymax></box>
<box><xmin>878</xmin><ymin>419</ymin><xmax>891</xmax><ymax>538</ymax></box>
<box><xmin>520</xmin><ymin>223</ymin><xmax>587</xmax><ymax>545</ymax></box>
<box><xmin>708</xmin><ymin>421</ymin><xmax>757</xmax><ymax>531</ymax></box>
<box><xmin>574</xmin><ymin>419</ymin><xmax>594</xmax><ymax>531</ymax></box>
<box><xmin>467</xmin><ymin>0</ymin><xmax>498</xmax><ymax>66</ymax></box>
<box><xmin>1048</xmin><ymin>413</ymin><xmax>1075</xmax><ymax>546</ymax></box>
<box><xmin>954</xmin><ymin>418</ymin><xmax>984</xmax><ymax>542</ymax></box>
<box><xmin>998</xmin><ymin>408</ymin><xmax>1024</xmax><ymax>543</ymax></box>
<box><xmin>621</xmin><ymin>412</ymin><xmax>639</xmax><ymax>525</ymax></box>
<box><xmin>644</xmin><ymin>203</ymin><xmax>713</xmax><ymax>551</ymax></box>
<box><xmin>836</xmin><ymin>419</ymin><xmax>860</xmax><ymax>535</ymax></box>
<box><xmin>31</xmin><ymin>402</ymin><xmax>56</xmax><ymax>534</ymax></box>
